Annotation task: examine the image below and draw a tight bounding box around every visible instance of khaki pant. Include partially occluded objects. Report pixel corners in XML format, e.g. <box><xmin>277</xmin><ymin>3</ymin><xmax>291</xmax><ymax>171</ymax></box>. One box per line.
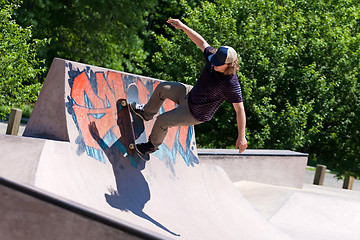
<box><xmin>143</xmin><ymin>82</ymin><xmax>202</xmax><ymax>148</ymax></box>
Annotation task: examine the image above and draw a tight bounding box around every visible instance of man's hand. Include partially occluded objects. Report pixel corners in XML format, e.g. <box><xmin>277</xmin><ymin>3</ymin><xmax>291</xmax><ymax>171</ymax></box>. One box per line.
<box><xmin>167</xmin><ymin>19</ymin><xmax>185</xmax><ymax>30</ymax></box>
<box><xmin>236</xmin><ymin>137</ymin><xmax>248</xmax><ymax>154</ymax></box>
<box><xmin>166</xmin><ymin>18</ymin><xmax>209</xmax><ymax>51</ymax></box>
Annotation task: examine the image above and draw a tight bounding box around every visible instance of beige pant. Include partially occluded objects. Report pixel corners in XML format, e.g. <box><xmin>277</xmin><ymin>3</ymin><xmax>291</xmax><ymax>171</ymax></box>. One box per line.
<box><xmin>143</xmin><ymin>82</ymin><xmax>202</xmax><ymax>148</ymax></box>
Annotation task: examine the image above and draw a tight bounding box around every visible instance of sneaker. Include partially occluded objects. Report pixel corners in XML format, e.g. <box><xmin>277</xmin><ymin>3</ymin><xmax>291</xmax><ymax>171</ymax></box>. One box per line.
<box><xmin>135</xmin><ymin>141</ymin><xmax>158</xmax><ymax>155</ymax></box>
<box><xmin>130</xmin><ymin>102</ymin><xmax>147</xmax><ymax>120</ymax></box>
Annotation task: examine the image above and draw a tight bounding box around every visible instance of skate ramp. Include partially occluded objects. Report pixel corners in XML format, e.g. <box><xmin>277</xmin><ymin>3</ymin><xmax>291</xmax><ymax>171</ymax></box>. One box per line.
<box><xmin>0</xmin><ymin>58</ymin><xmax>291</xmax><ymax>239</ymax></box>
<box><xmin>269</xmin><ymin>190</ymin><xmax>360</xmax><ymax>240</ymax></box>
<box><xmin>235</xmin><ymin>181</ymin><xmax>360</xmax><ymax>240</ymax></box>
<box><xmin>0</xmin><ymin>174</ymin><xmax>163</xmax><ymax>240</ymax></box>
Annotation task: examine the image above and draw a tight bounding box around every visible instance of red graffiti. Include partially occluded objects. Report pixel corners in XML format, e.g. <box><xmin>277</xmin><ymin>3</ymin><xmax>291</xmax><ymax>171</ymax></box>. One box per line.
<box><xmin>71</xmin><ymin>71</ymin><xmax>124</xmax><ymax>150</ymax></box>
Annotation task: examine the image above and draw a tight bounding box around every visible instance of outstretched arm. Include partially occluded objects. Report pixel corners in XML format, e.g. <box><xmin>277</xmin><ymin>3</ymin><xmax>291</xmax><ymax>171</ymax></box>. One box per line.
<box><xmin>233</xmin><ymin>102</ymin><xmax>248</xmax><ymax>153</ymax></box>
<box><xmin>167</xmin><ymin>19</ymin><xmax>210</xmax><ymax>52</ymax></box>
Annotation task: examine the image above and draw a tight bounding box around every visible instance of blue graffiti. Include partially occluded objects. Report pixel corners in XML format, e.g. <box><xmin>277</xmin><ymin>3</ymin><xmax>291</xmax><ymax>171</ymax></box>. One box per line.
<box><xmin>154</xmin><ymin>126</ymin><xmax>199</xmax><ymax>168</ymax></box>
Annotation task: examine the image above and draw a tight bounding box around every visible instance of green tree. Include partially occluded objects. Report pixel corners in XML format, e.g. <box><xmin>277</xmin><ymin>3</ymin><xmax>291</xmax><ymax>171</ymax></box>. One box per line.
<box><xmin>16</xmin><ymin>0</ymin><xmax>157</xmax><ymax>74</ymax></box>
<box><xmin>0</xmin><ymin>0</ymin><xmax>48</xmax><ymax>118</ymax></box>
<box><xmin>143</xmin><ymin>0</ymin><xmax>204</xmax><ymax>77</ymax></box>
<box><xmin>11</xmin><ymin>0</ymin><xmax>360</xmax><ymax>177</ymax></box>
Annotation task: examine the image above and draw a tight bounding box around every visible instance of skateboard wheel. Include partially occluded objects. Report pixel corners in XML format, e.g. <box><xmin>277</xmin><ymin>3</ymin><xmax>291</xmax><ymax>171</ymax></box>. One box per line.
<box><xmin>121</xmin><ymin>100</ymin><xmax>127</xmax><ymax>107</ymax></box>
<box><xmin>129</xmin><ymin>143</ymin><xmax>135</xmax><ymax>150</ymax></box>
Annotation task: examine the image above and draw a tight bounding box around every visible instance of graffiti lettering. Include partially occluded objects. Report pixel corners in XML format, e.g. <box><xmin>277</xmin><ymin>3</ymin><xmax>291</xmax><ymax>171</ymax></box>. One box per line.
<box><xmin>66</xmin><ymin>65</ymin><xmax>198</xmax><ymax>167</ymax></box>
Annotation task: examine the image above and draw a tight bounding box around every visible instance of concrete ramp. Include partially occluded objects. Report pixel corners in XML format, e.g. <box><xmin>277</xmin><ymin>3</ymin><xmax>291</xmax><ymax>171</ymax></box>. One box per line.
<box><xmin>235</xmin><ymin>181</ymin><xmax>360</xmax><ymax>240</ymax></box>
<box><xmin>270</xmin><ymin>191</ymin><xmax>360</xmax><ymax>240</ymax></box>
<box><xmin>0</xmin><ymin>58</ymin><xmax>290</xmax><ymax>239</ymax></box>
<box><xmin>0</xmin><ymin>175</ymin><xmax>163</xmax><ymax>240</ymax></box>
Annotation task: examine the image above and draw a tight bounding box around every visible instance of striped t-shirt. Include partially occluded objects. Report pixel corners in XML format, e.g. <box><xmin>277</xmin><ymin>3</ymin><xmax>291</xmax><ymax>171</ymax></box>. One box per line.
<box><xmin>188</xmin><ymin>46</ymin><xmax>243</xmax><ymax>122</ymax></box>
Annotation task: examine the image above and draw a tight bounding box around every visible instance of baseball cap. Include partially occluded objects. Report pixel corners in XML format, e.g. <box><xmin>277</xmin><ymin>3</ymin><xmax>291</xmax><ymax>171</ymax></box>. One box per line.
<box><xmin>208</xmin><ymin>46</ymin><xmax>238</xmax><ymax>66</ymax></box>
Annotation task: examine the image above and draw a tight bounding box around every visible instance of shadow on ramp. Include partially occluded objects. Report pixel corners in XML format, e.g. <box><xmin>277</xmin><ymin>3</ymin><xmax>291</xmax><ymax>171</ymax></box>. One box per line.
<box><xmin>89</xmin><ymin>113</ymin><xmax>179</xmax><ymax>237</ymax></box>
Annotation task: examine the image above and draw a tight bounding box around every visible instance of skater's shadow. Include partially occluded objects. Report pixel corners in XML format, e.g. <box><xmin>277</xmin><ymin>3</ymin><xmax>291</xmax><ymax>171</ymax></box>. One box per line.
<box><xmin>88</xmin><ymin>100</ymin><xmax>179</xmax><ymax>237</ymax></box>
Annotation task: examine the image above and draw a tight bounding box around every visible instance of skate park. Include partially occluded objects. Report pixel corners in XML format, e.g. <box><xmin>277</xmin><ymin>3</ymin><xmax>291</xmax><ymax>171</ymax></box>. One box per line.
<box><xmin>1</xmin><ymin>59</ymin><xmax>360</xmax><ymax>240</ymax></box>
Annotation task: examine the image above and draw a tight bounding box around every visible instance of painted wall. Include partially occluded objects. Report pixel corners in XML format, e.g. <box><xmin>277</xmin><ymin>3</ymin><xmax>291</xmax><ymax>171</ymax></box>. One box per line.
<box><xmin>65</xmin><ymin>61</ymin><xmax>198</xmax><ymax>168</ymax></box>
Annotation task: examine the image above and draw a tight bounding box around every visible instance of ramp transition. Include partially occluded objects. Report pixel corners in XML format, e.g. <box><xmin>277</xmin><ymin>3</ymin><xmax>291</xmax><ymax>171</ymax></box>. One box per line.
<box><xmin>1</xmin><ymin>58</ymin><xmax>291</xmax><ymax>239</ymax></box>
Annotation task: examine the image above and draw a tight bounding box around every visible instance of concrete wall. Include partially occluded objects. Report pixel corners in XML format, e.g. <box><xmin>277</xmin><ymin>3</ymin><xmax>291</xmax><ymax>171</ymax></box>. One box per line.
<box><xmin>198</xmin><ymin>149</ymin><xmax>308</xmax><ymax>188</ymax></box>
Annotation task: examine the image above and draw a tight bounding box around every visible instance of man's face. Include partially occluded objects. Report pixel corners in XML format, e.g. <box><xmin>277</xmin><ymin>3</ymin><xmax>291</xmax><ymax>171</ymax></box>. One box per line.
<box><xmin>213</xmin><ymin>63</ymin><xmax>229</xmax><ymax>73</ymax></box>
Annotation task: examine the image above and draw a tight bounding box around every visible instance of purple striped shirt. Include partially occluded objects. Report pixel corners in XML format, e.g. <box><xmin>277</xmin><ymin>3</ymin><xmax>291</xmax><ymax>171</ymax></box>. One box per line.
<box><xmin>188</xmin><ymin>46</ymin><xmax>243</xmax><ymax>122</ymax></box>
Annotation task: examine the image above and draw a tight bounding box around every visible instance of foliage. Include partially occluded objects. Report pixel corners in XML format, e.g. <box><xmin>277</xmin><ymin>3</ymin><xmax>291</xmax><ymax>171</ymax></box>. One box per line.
<box><xmin>0</xmin><ymin>0</ymin><xmax>47</xmax><ymax>118</ymax></box>
<box><xmin>8</xmin><ymin>0</ymin><xmax>360</xmax><ymax>177</ymax></box>
<box><xmin>151</xmin><ymin>0</ymin><xmax>360</xmax><ymax>177</ymax></box>
<box><xmin>15</xmin><ymin>0</ymin><xmax>157</xmax><ymax>75</ymax></box>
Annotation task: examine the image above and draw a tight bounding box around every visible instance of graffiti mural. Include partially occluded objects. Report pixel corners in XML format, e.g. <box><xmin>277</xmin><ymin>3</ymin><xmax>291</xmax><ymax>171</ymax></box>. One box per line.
<box><xmin>65</xmin><ymin>63</ymin><xmax>198</xmax><ymax>168</ymax></box>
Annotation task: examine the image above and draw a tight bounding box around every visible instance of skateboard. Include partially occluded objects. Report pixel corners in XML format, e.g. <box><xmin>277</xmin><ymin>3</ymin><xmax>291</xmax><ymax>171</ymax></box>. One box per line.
<box><xmin>117</xmin><ymin>98</ymin><xmax>149</xmax><ymax>161</ymax></box>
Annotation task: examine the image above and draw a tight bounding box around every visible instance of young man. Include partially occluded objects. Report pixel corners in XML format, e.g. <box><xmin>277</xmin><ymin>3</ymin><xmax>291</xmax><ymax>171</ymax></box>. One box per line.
<box><xmin>131</xmin><ymin>19</ymin><xmax>248</xmax><ymax>155</ymax></box>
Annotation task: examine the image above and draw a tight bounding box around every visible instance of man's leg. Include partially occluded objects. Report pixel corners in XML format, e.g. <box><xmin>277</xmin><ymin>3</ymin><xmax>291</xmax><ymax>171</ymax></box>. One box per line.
<box><xmin>149</xmin><ymin>100</ymin><xmax>202</xmax><ymax>149</ymax></box>
<box><xmin>134</xmin><ymin>81</ymin><xmax>197</xmax><ymax>155</ymax></box>
<box><xmin>143</xmin><ymin>82</ymin><xmax>192</xmax><ymax>120</ymax></box>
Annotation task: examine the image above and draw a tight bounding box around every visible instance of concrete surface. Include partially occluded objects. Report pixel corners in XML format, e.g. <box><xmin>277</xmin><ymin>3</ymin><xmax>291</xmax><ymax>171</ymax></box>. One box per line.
<box><xmin>0</xmin><ymin>178</ymin><xmax>156</xmax><ymax>240</ymax></box>
<box><xmin>0</xmin><ymin>58</ymin><xmax>290</xmax><ymax>240</ymax></box>
<box><xmin>235</xmin><ymin>181</ymin><xmax>360</xmax><ymax>240</ymax></box>
<box><xmin>198</xmin><ymin>149</ymin><xmax>308</xmax><ymax>188</ymax></box>
<box><xmin>1</xmin><ymin>121</ymin><xmax>358</xmax><ymax>191</ymax></box>
<box><xmin>2</xmin><ymin>115</ymin><xmax>358</xmax><ymax>191</ymax></box>
<box><xmin>0</xmin><ymin>120</ymin><xmax>26</xmax><ymax>136</ymax></box>
<box><xmin>0</xmin><ymin>134</ymin><xmax>44</xmax><ymax>184</ymax></box>
<box><xmin>22</xmin><ymin>58</ymin><xmax>68</xmax><ymax>141</ymax></box>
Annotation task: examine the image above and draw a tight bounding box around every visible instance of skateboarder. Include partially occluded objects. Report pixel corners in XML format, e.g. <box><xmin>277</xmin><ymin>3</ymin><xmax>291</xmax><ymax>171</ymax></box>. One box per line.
<box><xmin>131</xmin><ymin>18</ymin><xmax>248</xmax><ymax>155</ymax></box>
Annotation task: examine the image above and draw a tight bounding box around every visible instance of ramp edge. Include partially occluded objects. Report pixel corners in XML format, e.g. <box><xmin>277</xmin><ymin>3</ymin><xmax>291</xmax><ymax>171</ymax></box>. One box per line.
<box><xmin>0</xmin><ymin>177</ymin><xmax>170</xmax><ymax>240</ymax></box>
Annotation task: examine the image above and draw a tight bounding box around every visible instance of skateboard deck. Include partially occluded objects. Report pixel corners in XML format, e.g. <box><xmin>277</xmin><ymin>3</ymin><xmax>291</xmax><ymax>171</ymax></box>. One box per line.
<box><xmin>117</xmin><ymin>98</ymin><xmax>149</xmax><ymax>162</ymax></box>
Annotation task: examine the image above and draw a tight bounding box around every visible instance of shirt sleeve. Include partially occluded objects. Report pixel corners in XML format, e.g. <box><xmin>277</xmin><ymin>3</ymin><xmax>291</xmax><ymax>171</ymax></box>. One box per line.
<box><xmin>224</xmin><ymin>77</ymin><xmax>243</xmax><ymax>103</ymax></box>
